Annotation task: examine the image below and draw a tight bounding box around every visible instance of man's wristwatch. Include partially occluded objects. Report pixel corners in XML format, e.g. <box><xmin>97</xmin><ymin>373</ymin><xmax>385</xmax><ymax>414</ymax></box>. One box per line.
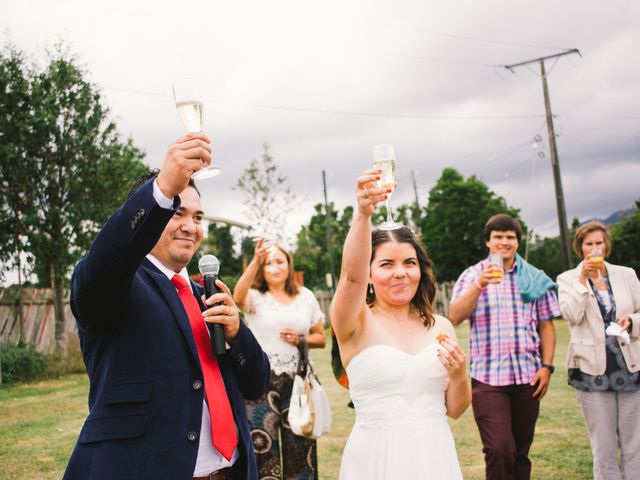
<box><xmin>541</xmin><ymin>363</ymin><xmax>555</xmax><ymax>374</ymax></box>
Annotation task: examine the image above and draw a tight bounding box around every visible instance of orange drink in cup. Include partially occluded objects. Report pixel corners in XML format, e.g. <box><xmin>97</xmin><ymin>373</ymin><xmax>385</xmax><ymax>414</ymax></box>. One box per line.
<box><xmin>488</xmin><ymin>254</ymin><xmax>504</xmax><ymax>282</ymax></box>
<box><xmin>590</xmin><ymin>246</ymin><xmax>604</xmax><ymax>266</ymax></box>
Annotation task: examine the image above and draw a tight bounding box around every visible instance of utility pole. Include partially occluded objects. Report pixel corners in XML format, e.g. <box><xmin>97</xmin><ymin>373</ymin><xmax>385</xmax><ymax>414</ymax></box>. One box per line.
<box><xmin>322</xmin><ymin>170</ymin><xmax>337</xmax><ymax>293</ymax></box>
<box><xmin>411</xmin><ymin>170</ymin><xmax>422</xmax><ymax>232</ymax></box>
<box><xmin>505</xmin><ymin>48</ymin><xmax>580</xmax><ymax>270</ymax></box>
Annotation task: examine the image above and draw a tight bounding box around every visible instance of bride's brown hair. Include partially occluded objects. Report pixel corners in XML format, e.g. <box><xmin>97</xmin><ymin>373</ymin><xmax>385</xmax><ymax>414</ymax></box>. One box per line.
<box><xmin>366</xmin><ymin>227</ymin><xmax>436</xmax><ymax>328</ymax></box>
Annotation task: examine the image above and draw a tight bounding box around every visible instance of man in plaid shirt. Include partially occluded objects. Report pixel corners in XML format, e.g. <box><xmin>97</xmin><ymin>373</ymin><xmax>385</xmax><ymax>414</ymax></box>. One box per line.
<box><xmin>450</xmin><ymin>214</ymin><xmax>560</xmax><ymax>480</ymax></box>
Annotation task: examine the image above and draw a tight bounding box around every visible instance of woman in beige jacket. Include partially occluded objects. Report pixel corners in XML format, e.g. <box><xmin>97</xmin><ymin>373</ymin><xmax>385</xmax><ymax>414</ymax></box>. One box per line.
<box><xmin>557</xmin><ymin>221</ymin><xmax>640</xmax><ymax>480</ymax></box>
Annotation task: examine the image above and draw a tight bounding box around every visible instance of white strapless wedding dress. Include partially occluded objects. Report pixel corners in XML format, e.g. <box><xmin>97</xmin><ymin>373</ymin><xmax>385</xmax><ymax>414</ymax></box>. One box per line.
<box><xmin>339</xmin><ymin>343</ymin><xmax>463</xmax><ymax>479</ymax></box>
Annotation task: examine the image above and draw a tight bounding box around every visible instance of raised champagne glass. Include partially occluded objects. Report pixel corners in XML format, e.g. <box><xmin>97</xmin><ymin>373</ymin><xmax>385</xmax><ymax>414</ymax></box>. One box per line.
<box><xmin>172</xmin><ymin>79</ymin><xmax>221</xmax><ymax>180</ymax></box>
<box><xmin>372</xmin><ymin>144</ymin><xmax>402</xmax><ymax>230</ymax></box>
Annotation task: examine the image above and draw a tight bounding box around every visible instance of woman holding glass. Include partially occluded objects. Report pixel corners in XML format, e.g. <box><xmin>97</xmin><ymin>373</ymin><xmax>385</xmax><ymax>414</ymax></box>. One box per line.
<box><xmin>331</xmin><ymin>163</ymin><xmax>470</xmax><ymax>479</ymax></box>
<box><xmin>233</xmin><ymin>239</ymin><xmax>326</xmax><ymax>480</ymax></box>
<box><xmin>557</xmin><ymin>221</ymin><xmax>640</xmax><ymax>479</ymax></box>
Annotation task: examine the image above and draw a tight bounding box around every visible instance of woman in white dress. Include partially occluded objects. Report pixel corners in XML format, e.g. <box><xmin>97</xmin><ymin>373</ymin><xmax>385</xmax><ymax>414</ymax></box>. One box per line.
<box><xmin>331</xmin><ymin>168</ymin><xmax>471</xmax><ymax>479</ymax></box>
<box><xmin>234</xmin><ymin>239</ymin><xmax>326</xmax><ymax>480</ymax></box>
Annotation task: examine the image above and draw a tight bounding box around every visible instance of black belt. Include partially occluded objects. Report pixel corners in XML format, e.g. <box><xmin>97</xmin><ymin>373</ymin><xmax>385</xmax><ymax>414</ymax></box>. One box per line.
<box><xmin>193</xmin><ymin>467</ymin><xmax>231</xmax><ymax>480</ymax></box>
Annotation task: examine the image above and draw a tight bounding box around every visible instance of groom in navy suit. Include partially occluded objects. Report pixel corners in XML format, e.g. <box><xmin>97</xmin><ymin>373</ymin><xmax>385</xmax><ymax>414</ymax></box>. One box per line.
<box><xmin>64</xmin><ymin>133</ymin><xmax>270</xmax><ymax>480</ymax></box>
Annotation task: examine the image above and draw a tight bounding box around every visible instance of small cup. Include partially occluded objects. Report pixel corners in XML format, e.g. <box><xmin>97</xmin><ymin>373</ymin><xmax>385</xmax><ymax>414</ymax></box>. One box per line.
<box><xmin>590</xmin><ymin>246</ymin><xmax>604</xmax><ymax>265</ymax></box>
<box><xmin>488</xmin><ymin>253</ymin><xmax>504</xmax><ymax>282</ymax></box>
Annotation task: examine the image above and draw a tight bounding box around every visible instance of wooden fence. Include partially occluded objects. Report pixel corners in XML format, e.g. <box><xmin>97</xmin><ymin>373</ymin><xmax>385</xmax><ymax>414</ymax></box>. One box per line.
<box><xmin>0</xmin><ymin>283</ymin><xmax>455</xmax><ymax>354</ymax></box>
<box><xmin>0</xmin><ymin>287</ymin><xmax>77</xmax><ymax>354</ymax></box>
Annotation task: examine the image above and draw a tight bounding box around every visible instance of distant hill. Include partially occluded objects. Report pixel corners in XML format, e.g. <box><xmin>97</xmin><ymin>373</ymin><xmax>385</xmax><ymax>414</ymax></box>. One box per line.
<box><xmin>583</xmin><ymin>207</ymin><xmax>636</xmax><ymax>226</ymax></box>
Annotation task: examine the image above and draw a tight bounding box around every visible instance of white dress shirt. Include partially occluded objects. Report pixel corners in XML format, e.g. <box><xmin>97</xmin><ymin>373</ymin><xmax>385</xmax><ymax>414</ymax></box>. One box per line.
<box><xmin>149</xmin><ymin>180</ymin><xmax>238</xmax><ymax>475</ymax></box>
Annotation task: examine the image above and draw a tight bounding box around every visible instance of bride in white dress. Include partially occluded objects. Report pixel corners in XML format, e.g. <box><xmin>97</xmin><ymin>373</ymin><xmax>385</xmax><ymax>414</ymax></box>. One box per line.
<box><xmin>331</xmin><ymin>168</ymin><xmax>471</xmax><ymax>479</ymax></box>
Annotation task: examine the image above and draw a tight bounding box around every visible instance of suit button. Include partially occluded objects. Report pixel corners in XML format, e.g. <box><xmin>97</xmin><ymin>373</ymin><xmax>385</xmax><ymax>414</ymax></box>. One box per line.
<box><xmin>238</xmin><ymin>354</ymin><xmax>247</xmax><ymax>367</ymax></box>
<box><xmin>130</xmin><ymin>220</ymin><xmax>137</xmax><ymax>230</ymax></box>
<box><xmin>187</xmin><ymin>431</ymin><xmax>198</xmax><ymax>442</ymax></box>
<box><xmin>193</xmin><ymin>380</ymin><xmax>202</xmax><ymax>390</ymax></box>
<box><xmin>621</xmin><ymin>343</ymin><xmax>626</xmax><ymax>347</ymax></box>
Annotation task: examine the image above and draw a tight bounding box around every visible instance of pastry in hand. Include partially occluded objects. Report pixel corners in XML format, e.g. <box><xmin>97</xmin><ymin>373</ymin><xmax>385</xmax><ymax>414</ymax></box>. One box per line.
<box><xmin>436</xmin><ymin>332</ymin><xmax>449</xmax><ymax>343</ymax></box>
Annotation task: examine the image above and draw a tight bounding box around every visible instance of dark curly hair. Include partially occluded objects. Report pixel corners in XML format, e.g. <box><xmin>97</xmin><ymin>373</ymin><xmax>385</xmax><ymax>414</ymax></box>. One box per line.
<box><xmin>366</xmin><ymin>227</ymin><xmax>436</xmax><ymax>328</ymax></box>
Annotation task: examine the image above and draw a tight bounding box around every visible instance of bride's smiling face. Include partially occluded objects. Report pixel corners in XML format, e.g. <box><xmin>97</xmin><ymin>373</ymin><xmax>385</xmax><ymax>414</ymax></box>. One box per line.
<box><xmin>369</xmin><ymin>241</ymin><xmax>421</xmax><ymax>305</ymax></box>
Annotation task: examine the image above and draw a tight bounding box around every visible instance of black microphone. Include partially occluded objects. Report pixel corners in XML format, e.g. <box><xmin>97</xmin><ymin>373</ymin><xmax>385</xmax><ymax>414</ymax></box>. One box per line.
<box><xmin>198</xmin><ymin>255</ymin><xmax>226</xmax><ymax>355</ymax></box>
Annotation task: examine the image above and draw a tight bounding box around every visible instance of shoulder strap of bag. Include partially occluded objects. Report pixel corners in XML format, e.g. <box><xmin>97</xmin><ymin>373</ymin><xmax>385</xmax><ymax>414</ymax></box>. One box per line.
<box><xmin>296</xmin><ymin>336</ymin><xmax>310</xmax><ymax>377</ymax></box>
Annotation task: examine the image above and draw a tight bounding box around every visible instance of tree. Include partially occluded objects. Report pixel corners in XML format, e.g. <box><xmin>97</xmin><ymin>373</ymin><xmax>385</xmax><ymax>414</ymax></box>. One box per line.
<box><xmin>188</xmin><ymin>222</ymin><xmax>245</xmax><ymax>287</ymax></box>
<box><xmin>610</xmin><ymin>199</ymin><xmax>640</xmax><ymax>276</ymax></box>
<box><xmin>527</xmin><ymin>218</ymin><xmax>580</xmax><ymax>280</ymax></box>
<box><xmin>234</xmin><ymin>143</ymin><xmax>298</xmax><ymax>246</ymax></box>
<box><xmin>294</xmin><ymin>202</ymin><xmax>353</xmax><ymax>290</ymax></box>
<box><xmin>527</xmin><ymin>235</ymin><xmax>568</xmax><ymax>281</ymax></box>
<box><xmin>0</xmin><ymin>43</ymin><xmax>147</xmax><ymax>353</ymax></box>
<box><xmin>419</xmin><ymin>168</ymin><xmax>523</xmax><ymax>282</ymax></box>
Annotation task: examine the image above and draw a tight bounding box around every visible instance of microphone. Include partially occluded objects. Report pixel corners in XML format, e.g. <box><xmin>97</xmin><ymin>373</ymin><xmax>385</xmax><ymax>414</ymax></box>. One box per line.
<box><xmin>198</xmin><ymin>255</ymin><xmax>226</xmax><ymax>355</ymax></box>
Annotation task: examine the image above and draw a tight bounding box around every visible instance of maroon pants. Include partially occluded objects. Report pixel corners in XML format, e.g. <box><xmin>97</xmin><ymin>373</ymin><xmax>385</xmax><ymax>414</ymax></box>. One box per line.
<box><xmin>471</xmin><ymin>379</ymin><xmax>540</xmax><ymax>480</ymax></box>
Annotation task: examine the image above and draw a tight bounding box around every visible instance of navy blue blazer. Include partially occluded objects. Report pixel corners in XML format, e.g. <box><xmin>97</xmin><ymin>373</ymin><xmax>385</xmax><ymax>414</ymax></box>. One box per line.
<box><xmin>64</xmin><ymin>179</ymin><xmax>270</xmax><ymax>480</ymax></box>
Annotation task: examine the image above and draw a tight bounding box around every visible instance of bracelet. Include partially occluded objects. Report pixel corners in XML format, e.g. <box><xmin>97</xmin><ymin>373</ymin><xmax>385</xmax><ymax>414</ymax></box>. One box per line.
<box><xmin>474</xmin><ymin>278</ymin><xmax>485</xmax><ymax>291</ymax></box>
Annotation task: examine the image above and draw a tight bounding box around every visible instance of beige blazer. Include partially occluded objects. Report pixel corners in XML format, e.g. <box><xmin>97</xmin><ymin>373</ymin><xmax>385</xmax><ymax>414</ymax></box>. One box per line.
<box><xmin>557</xmin><ymin>262</ymin><xmax>640</xmax><ymax>375</ymax></box>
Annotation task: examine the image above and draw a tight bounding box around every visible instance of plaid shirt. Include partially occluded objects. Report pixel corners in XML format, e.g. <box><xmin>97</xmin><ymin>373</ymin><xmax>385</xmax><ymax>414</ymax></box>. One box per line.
<box><xmin>451</xmin><ymin>258</ymin><xmax>561</xmax><ymax>386</ymax></box>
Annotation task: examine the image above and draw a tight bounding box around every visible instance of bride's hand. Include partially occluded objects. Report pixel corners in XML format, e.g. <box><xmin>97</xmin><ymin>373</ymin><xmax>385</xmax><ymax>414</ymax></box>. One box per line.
<box><xmin>437</xmin><ymin>338</ymin><xmax>467</xmax><ymax>381</ymax></box>
<box><xmin>356</xmin><ymin>168</ymin><xmax>389</xmax><ymax>217</ymax></box>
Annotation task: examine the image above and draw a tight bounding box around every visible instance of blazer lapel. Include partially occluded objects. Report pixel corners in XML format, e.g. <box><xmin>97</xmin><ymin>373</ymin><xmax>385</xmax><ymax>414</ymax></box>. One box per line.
<box><xmin>574</xmin><ymin>263</ymin><xmax>602</xmax><ymax>320</ymax></box>
<box><xmin>141</xmin><ymin>259</ymin><xmax>200</xmax><ymax>363</ymax></box>
<box><xmin>607</xmin><ymin>263</ymin><xmax>624</xmax><ymax>312</ymax></box>
<box><xmin>193</xmin><ymin>282</ymin><xmax>236</xmax><ymax>401</ymax></box>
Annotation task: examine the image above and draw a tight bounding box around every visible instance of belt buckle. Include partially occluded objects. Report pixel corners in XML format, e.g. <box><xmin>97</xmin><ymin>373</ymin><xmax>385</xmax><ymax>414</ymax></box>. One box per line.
<box><xmin>208</xmin><ymin>469</ymin><xmax>226</xmax><ymax>480</ymax></box>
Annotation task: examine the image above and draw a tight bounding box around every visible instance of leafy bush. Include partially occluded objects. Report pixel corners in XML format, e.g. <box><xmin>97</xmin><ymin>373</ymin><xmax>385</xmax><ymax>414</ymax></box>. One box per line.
<box><xmin>45</xmin><ymin>334</ymin><xmax>86</xmax><ymax>378</ymax></box>
<box><xmin>0</xmin><ymin>341</ymin><xmax>48</xmax><ymax>384</ymax></box>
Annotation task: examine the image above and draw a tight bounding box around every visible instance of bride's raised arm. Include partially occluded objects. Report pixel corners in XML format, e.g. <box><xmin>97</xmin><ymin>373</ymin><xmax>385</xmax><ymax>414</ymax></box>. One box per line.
<box><xmin>330</xmin><ymin>168</ymin><xmax>389</xmax><ymax>344</ymax></box>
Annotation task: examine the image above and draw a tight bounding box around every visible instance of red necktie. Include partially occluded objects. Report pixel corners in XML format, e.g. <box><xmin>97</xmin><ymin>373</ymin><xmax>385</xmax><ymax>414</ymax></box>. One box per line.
<box><xmin>171</xmin><ymin>274</ymin><xmax>237</xmax><ymax>460</ymax></box>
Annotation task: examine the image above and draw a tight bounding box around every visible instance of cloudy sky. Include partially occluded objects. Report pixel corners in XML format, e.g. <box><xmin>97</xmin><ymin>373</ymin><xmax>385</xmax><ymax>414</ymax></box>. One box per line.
<box><xmin>3</xmin><ymin>0</ymin><xmax>639</xmax><ymax>246</ymax></box>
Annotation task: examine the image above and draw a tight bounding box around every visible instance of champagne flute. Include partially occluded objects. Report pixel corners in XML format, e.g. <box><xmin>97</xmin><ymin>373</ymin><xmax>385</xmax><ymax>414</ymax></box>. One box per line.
<box><xmin>172</xmin><ymin>79</ymin><xmax>221</xmax><ymax>180</ymax></box>
<box><xmin>372</xmin><ymin>144</ymin><xmax>402</xmax><ymax>230</ymax></box>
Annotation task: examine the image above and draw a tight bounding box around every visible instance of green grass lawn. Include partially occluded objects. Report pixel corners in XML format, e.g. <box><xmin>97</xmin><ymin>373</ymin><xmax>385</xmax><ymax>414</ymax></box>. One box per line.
<box><xmin>0</xmin><ymin>321</ymin><xmax>592</xmax><ymax>479</ymax></box>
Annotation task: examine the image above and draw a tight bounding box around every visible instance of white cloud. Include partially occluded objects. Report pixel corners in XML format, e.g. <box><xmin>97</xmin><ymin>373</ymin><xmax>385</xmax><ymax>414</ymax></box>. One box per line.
<box><xmin>2</xmin><ymin>0</ymin><xmax>639</xmax><ymax>269</ymax></box>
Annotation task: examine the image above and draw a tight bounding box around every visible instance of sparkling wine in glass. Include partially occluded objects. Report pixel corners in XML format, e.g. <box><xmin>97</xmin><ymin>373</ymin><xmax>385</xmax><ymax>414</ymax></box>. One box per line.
<box><xmin>172</xmin><ymin>79</ymin><xmax>221</xmax><ymax>180</ymax></box>
<box><xmin>372</xmin><ymin>144</ymin><xmax>402</xmax><ymax>230</ymax></box>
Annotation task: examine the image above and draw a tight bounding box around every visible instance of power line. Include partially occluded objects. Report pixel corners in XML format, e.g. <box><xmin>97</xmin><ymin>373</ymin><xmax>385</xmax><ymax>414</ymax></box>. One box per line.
<box><xmin>379</xmin><ymin>52</ymin><xmax>500</xmax><ymax>68</ymax></box>
<box><xmin>377</xmin><ymin>23</ymin><xmax>571</xmax><ymax>51</ymax></box>
<box><xmin>104</xmin><ymin>86</ymin><xmax>544</xmax><ymax>121</ymax></box>
<box><xmin>105</xmin><ymin>85</ymin><xmax>640</xmax><ymax>123</ymax></box>
<box><xmin>505</xmin><ymin>49</ymin><xmax>581</xmax><ymax>270</ymax></box>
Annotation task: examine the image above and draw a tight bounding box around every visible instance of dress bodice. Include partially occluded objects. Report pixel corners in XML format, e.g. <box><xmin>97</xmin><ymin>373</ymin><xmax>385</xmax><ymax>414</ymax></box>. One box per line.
<box><xmin>346</xmin><ymin>343</ymin><xmax>448</xmax><ymax>427</ymax></box>
<box><xmin>340</xmin><ymin>342</ymin><xmax>463</xmax><ymax>479</ymax></box>
<box><xmin>244</xmin><ymin>287</ymin><xmax>324</xmax><ymax>375</ymax></box>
